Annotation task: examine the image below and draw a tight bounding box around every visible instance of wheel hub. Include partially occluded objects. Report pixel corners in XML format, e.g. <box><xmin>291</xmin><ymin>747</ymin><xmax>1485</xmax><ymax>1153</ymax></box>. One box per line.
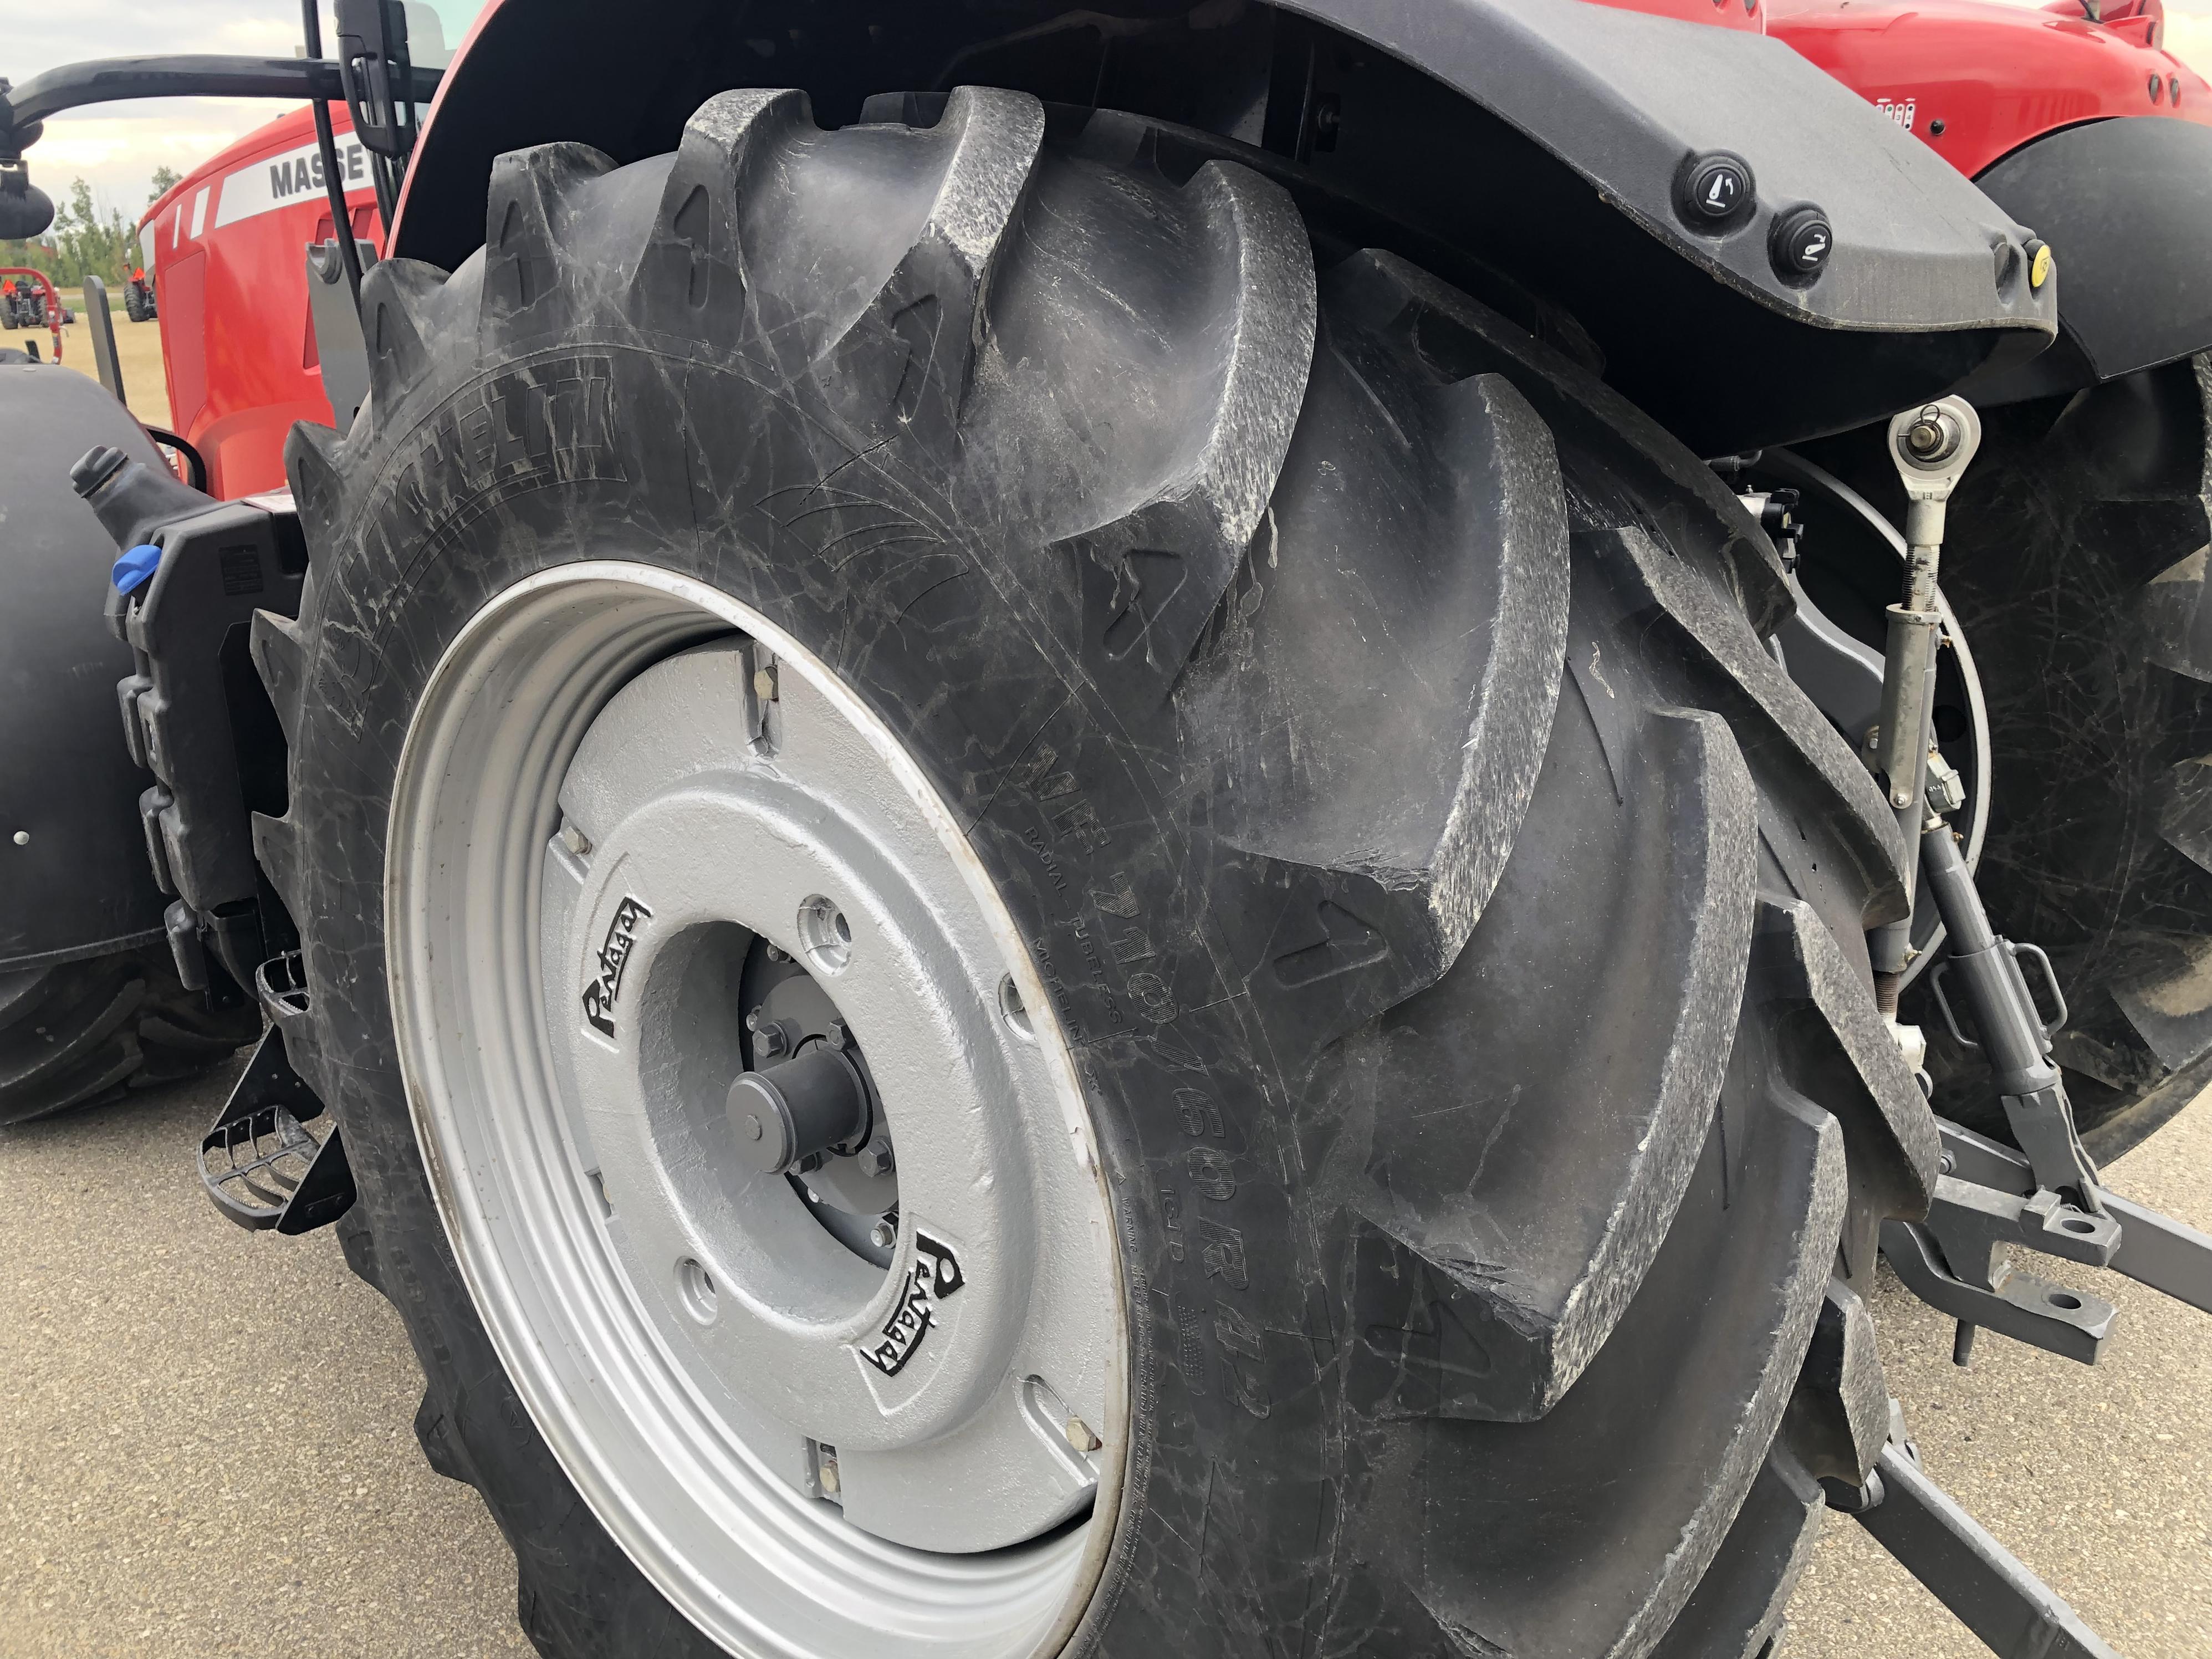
<box><xmin>386</xmin><ymin>565</ymin><xmax>1123</xmax><ymax>1658</ymax></box>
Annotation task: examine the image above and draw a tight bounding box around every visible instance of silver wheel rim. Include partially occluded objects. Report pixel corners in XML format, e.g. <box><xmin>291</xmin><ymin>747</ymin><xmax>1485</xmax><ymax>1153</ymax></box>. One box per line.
<box><xmin>387</xmin><ymin>563</ymin><xmax>1125</xmax><ymax>1658</ymax></box>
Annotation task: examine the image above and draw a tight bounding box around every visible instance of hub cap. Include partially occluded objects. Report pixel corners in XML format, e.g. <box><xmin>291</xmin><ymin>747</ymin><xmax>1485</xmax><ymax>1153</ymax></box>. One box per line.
<box><xmin>387</xmin><ymin>565</ymin><xmax>1124</xmax><ymax>1657</ymax></box>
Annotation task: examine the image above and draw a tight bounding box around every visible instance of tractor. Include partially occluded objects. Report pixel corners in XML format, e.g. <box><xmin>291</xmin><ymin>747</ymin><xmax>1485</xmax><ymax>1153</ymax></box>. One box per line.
<box><xmin>2</xmin><ymin>2</ymin><xmax>2210</xmax><ymax>1657</ymax></box>
<box><xmin>1</xmin><ymin>270</ymin><xmax>43</xmax><ymax>329</ymax></box>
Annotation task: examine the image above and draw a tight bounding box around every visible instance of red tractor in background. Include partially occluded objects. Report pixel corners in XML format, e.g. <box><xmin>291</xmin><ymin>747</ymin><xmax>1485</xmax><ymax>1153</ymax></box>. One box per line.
<box><xmin>6</xmin><ymin>2</ymin><xmax>2212</xmax><ymax>1657</ymax></box>
<box><xmin>0</xmin><ymin>266</ymin><xmax>65</xmax><ymax>356</ymax></box>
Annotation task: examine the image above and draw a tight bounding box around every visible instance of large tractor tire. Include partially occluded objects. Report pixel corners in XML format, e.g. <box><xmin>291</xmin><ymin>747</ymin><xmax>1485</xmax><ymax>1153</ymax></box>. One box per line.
<box><xmin>0</xmin><ymin>946</ymin><xmax>259</xmax><ymax>1125</ymax></box>
<box><xmin>1805</xmin><ymin>359</ymin><xmax>2212</xmax><ymax>1158</ymax></box>
<box><xmin>265</xmin><ymin>90</ymin><xmax>1931</xmax><ymax>1658</ymax></box>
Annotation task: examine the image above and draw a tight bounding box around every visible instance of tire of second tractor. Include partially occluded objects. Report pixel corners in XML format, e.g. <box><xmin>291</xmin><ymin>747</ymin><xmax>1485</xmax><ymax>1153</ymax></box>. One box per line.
<box><xmin>0</xmin><ymin>945</ymin><xmax>260</xmax><ymax>1125</ymax></box>
<box><xmin>263</xmin><ymin>89</ymin><xmax>1935</xmax><ymax>1658</ymax></box>
<box><xmin>1816</xmin><ymin>359</ymin><xmax>2212</xmax><ymax>1158</ymax></box>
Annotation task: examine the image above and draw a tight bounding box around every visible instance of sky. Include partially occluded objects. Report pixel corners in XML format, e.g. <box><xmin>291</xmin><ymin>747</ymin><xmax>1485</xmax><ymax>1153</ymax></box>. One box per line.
<box><xmin>6</xmin><ymin>2</ymin><xmax>481</xmax><ymax>221</ymax></box>
<box><xmin>7</xmin><ymin>0</ymin><xmax>2212</xmax><ymax>226</ymax></box>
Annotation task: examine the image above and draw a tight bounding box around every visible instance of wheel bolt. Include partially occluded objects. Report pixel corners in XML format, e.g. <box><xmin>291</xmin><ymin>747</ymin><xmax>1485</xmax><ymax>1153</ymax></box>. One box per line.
<box><xmin>869</xmin><ymin>1218</ymin><xmax>896</xmax><ymax>1249</ymax></box>
<box><xmin>744</xmin><ymin>1010</ymin><xmax>797</xmax><ymax>1059</ymax></box>
<box><xmin>856</xmin><ymin>1135</ymin><xmax>895</xmax><ymax>1178</ymax></box>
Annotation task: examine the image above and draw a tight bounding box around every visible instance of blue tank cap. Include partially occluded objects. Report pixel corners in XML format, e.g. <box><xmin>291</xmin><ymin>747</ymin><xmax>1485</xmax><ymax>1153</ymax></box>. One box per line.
<box><xmin>112</xmin><ymin>543</ymin><xmax>163</xmax><ymax>595</ymax></box>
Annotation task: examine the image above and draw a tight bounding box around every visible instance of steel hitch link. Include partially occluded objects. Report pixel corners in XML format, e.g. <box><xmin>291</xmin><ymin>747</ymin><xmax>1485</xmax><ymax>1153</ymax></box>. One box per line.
<box><xmin>1865</xmin><ymin>399</ymin><xmax>2212</xmax><ymax>1366</ymax></box>
<box><xmin>1841</xmin><ymin>1404</ymin><xmax>2120</xmax><ymax>1659</ymax></box>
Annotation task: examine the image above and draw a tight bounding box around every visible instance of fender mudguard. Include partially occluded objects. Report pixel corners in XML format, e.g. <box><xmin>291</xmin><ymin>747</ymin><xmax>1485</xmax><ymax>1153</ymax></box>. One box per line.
<box><xmin>393</xmin><ymin>0</ymin><xmax>2053</xmax><ymax>451</ymax></box>
<box><xmin>1969</xmin><ymin>116</ymin><xmax>2212</xmax><ymax>401</ymax></box>
<box><xmin>0</xmin><ymin>361</ymin><xmax>168</xmax><ymax>971</ymax></box>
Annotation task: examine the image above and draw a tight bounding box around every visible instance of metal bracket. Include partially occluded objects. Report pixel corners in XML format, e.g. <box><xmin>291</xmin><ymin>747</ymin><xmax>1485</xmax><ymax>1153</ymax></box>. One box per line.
<box><xmin>1940</xmin><ymin>1118</ymin><xmax>2212</xmax><ymax>1316</ymax></box>
<box><xmin>1925</xmin><ymin>1172</ymin><xmax>2120</xmax><ymax>1277</ymax></box>
<box><xmin>306</xmin><ymin>238</ymin><xmax>377</xmax><ymax>433</ymax></box>
<box><xmin>1881</xmin><ymin>1216</ymin><xmax>2114</xmax><ymax>1365</ymax></box>
<box><xmin>333</xmin><ymin>0</ymin><xmax>419</xmax><ymax>159</ymax></box>
<box><xmin>1853</xmin><ymin>1437</ymin><xmax>2121</xmax><ymax>1659</ymax></box>
<box><xmin>80</xmin><ymin>273</ymin><xmax>124</xmax><ymax>406</ymax></box>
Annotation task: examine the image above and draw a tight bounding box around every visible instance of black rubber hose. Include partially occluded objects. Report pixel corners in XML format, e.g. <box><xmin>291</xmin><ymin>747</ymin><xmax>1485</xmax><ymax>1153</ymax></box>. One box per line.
<box><xmin>370</xmin><ymin>150</ymin><xmax>399</xmax><ymax>232</ymax></box>
<box><xmin>140</xmin><ymin>425</ymin><xmax>207</xmax><ymax>491</ymax></box>
<box><xmin>302</xmin><ymin>0</ymin><xmax>364</xmax><ymax>312</ymax></box>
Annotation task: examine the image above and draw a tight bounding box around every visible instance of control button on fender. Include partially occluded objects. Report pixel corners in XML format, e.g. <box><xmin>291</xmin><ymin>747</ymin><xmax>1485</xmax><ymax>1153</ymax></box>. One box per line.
<box><xmin>1770</xmin><ymin>206</ymin><xmax>1834</xmax><ymax>283</ymax></box>
<box><xmin>1682</xmin><ymin>153</ymin><xmax>1753</xmax><ymax>226</ymax></box>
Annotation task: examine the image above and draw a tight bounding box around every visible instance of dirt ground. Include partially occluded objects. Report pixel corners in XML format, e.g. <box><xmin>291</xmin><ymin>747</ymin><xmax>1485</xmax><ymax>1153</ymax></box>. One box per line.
<box><xmin>24</xmin><ymin>289</ymin><xmax>172</xmax><ymax>427</ymax></box>
<box><xmin>0</xmin><ymin>1050</ymin><xmax>2204</xmax><ymax>1658</ymax></box>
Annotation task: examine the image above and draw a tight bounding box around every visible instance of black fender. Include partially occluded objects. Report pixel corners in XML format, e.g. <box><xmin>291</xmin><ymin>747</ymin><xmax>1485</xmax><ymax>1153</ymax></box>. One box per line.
<box><xmin>1967</xmin><ymin>116</ymin><xmax>2212</xmax><ymax>402</ymax></box>
<box><xmin>0</xmin><ymin>361</ymin><xmax>168</xmax><ymax>971</ymax></box>
<box><xmin>392</xmin><ymin>0</ymin><xmax>2052</xmax><ymax>453</ymax></box>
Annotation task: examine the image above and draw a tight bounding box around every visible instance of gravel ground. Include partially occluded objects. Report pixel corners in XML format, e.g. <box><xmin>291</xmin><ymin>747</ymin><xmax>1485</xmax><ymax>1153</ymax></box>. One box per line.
<box><xmin>1</xmin><ymin>1059</ymin><xmax>2205</xmax><ymax>1658</ymax></box>
<box><xmin>0</xmin><ymin>1066</ymin><xmax>530</xmax><ymax>1659</ymax></box>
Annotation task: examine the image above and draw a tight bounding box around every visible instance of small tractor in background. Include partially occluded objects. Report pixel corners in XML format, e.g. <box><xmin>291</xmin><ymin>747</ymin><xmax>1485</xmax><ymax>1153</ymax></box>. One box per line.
<box><xmin>3</xmin><ymin>2</ymin><xmax>2212</xmax><ymax>1657</ymax></box>
<box><xmin>1</xmin><ymin>268</ymin><xmax>52</xmax><ymax>329</ymax></box>
<box><xmin>0</xmin><ymin>266</ymin><xmax>63</xmax><ymax>357</ymax></box>
<box><xmin>124</xmin><ymin>265</ymin><xmax>156</xmax><ymax>322</ymax></box>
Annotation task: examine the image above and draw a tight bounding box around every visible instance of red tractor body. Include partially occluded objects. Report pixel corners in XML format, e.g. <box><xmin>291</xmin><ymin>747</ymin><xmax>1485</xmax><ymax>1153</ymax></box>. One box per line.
<box><xmin>138</xmin><ymin>105</ymin><xmax>384</xmax><ymax>498</ymax></box>
<box><xmin>144</xmin><ymin>0</ymin><xmax>2208</xmax><ymax>507</ymax></box>
<box><xmin>1770</xmin><ymin>0</ymin><xmax>2212</xmax><ymax>177</ymax></box>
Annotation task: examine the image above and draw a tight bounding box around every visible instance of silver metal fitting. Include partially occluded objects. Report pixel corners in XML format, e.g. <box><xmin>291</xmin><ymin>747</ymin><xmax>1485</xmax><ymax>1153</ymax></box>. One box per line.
<box><xmin>1925</xmin><ymin>749</ymin><xmax>1966</xmax><ymax>818</ymax></box>
<box><xmin>1901</xmin><ymin>408</ymin><xmax>1961</xmax><ymax>464</ymax></box>
<box><xmin>1887</xmin><ymin>397</ymin><xmax>1984</xmax><ymax>553</ymax></box>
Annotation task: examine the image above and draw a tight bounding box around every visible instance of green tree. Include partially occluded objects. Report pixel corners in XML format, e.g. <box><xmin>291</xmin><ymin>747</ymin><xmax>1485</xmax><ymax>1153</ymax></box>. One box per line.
<box><xmin>47</xmin><ymin>178</ymin><xmax>139</xmax><ymax>288</ymax></box>
<box><xmin>0</xmin><ymin>232</ymin><xmax>62</xmax><ymax>287</ymax></box>
<box><xmin>149</xmin><ymin>165</ymin><xmax>182</xmax><ymax>203</ymax></box>
<box><xmin>2</xmin><ymin>171</ymin><xmax>171</xmax><ymax>290</ymax></box>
